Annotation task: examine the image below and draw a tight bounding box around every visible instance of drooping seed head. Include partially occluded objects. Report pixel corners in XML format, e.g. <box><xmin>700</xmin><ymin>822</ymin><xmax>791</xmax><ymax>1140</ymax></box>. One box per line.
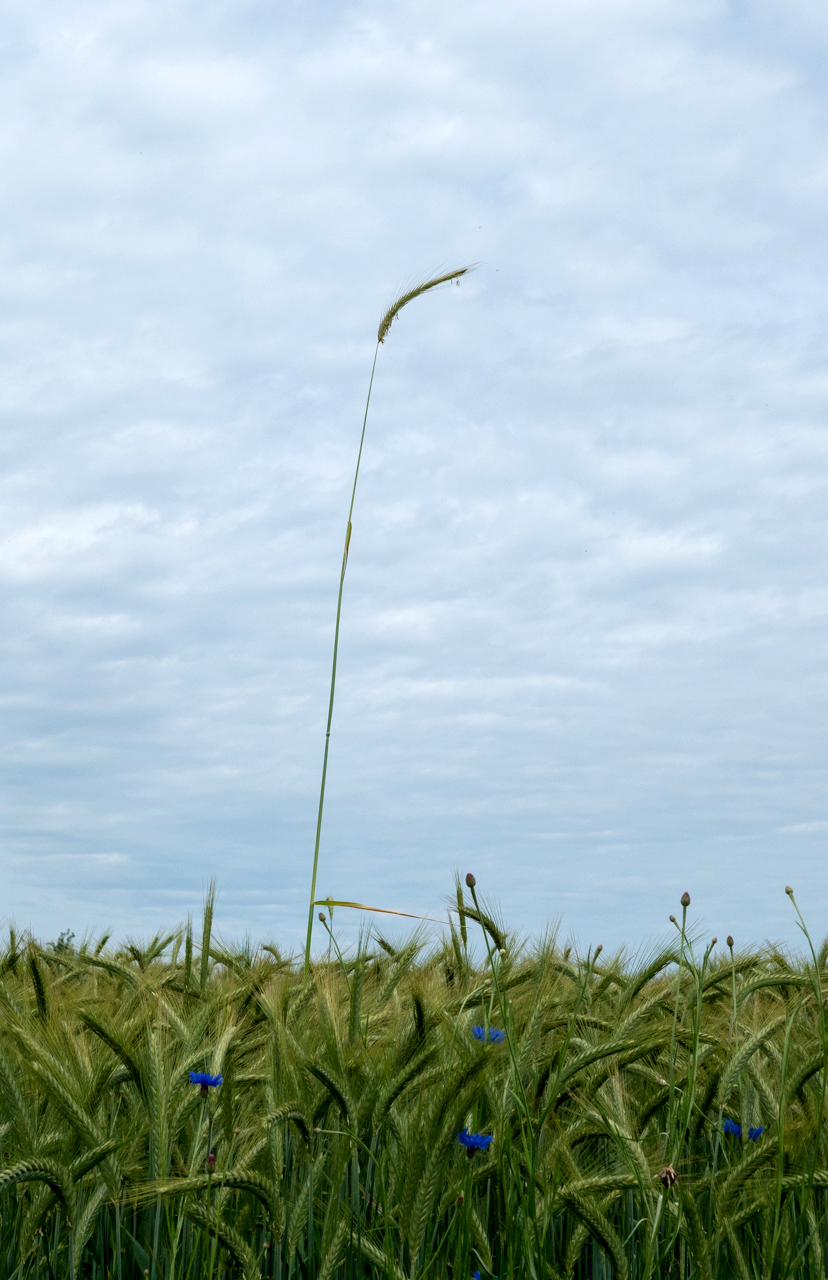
<box><xmin>377</xmin><ymin>267</ymin><xmax>473</xmax><ymax>344</ymax></box>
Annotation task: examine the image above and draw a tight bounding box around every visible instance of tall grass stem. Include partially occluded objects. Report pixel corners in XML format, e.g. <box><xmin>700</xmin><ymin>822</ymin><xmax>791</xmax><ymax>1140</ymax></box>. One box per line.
<box><xmin>302</xmin><ymin>267</ymin><xmax>471</xmax><ymax>977</ymax></box>
<box><xmin>303</xmin><ymin>344</ymin><xmax>379</xmax><ymax>977</ymax></box>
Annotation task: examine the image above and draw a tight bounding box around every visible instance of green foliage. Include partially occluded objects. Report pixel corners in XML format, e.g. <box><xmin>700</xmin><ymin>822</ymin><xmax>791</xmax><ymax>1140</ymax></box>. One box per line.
<box><xmin>1</xmin><ymin>890</ymin><xmax>828</xmax><ymax>1278</ymax></box>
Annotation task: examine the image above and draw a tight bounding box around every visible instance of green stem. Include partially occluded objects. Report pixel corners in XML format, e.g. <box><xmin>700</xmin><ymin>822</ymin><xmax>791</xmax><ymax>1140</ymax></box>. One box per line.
<box><xmin>303</xmin><ymin>343</ymin><xmax>380</xmax><ymax>979</ymax></box>
<box><xmin>318</xmin><ymin>916</ymin><xmax>352</xmax><ymax>994</ymax></box>
<box><xmin>666</xmin><ymin>905</ymin><xmax>687</xmax><ymax>1163</ymax></box>
<box><xmin>467</xmin><ymin>883</ymin><xmax>540</xmax><ymax>1269</ymax></box>
<box><xmin>205</xmin><ymin>1111</ymin><xmax>215</xmax><ymax>1280</ymax></box>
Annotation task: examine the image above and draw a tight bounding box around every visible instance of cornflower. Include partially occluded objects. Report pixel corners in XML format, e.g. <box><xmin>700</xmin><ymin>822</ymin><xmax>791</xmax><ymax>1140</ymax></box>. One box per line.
<box><xmin>457</xmin><ymin>1129</ymin><xmax>493</xmax><ymax>1154</ymax></box>
<box><xmin>472</xmin><ymin>1025</ymin><xmax>505</xmax><ymax>1044</ymax></box>
<box><xmin>723</xmin><ymin>1118</ymin><xmax>764</xmax><ymax>1140</ymax></box>
<box><xmin>190</xmin><ymin>1071</ymin><xmax>223</xmax><ymax>1096</ymax></box>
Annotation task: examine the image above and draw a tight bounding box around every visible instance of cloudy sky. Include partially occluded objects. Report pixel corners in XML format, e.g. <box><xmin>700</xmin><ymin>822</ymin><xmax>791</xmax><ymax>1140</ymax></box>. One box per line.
<box><xmin>2</xmin><ymin>0</ymin><xmax>828</xmax><ymax>955</ymax></box>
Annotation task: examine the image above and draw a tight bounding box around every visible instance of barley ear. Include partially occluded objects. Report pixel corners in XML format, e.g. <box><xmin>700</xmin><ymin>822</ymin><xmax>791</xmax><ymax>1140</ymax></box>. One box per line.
<box><xmin>377</xmin><ymin>266</ymin><xmax>473</xmax><ymax>344</ymax></box>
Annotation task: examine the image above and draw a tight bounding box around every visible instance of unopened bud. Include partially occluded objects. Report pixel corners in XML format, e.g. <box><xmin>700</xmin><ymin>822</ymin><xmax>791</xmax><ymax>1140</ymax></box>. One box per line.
<box><xmin>318</xmin><ymin>912</ymin><xmax>326</xmax><ymax>922</ymax></box>
<box><xmin>465</xmin><ymin>873</ymin><xmax>476</xmax><ymax>888</ymax></box>
<box><xmin>785</xmin><ymin>885</ymin><xmax>794</xmax><ymax>897</ymax></box>
<box><xmin>669</xmin><ymin>914</ymin><xmax>677</xmax><ymax>923</ymax></box>
<box><xmin>711</xmin><ymin>938</ymin><xmax>717</xmax><ymax>946</ymax></box>
<box><xmin>680</xmin><ymin>891</ymin><xmax>691</xmax><ymax>908</ymax></box>
<box><xmin>456</xmin><ymin>1192</ymin><xmax>464</xmax><ymax>1205</ymax></box>
<box><xmin>206</xmin><ymin>1153</ymin><xmax>216</xmax><ymax>1169</ymax></box>
<box><xmin>727</xmin><ymin>936</ymin><xmax>734</xmax><ymax>949</ymax></box>
<box><xmin>595</xmin><ymin>944</ymin><xmax>603</xmax><ymax>954</ymax></box>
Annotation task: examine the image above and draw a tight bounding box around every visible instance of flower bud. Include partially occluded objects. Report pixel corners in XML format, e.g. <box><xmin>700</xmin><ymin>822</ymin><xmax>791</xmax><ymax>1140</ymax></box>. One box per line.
<box><xmin>727</xmin><ymin>936</ymin><xmax>734</xmax><ymax>949</ymax></box>
<box><xmin>318</xmin><ymin>912</ymin><xmax>326</xmax><ymax>922</ymax></box>
<box><xmin>207</xmin><ymin>1153</ymin><xmax>216</xmax><ymax>1169</ymax></box>
<box><xmin>465</xmin><ymin>873</ymin><xmax>476</xmax><ymax>888</ymax></box>
<box><xmin>711</xmin><ymin>938</ymin><xmax>717</xmax><ymax>946</ymax></box>
<box><xmin>785</xmin><ymin>885</ymin><xmax>794</xmax><ymax>897</ymax></box>
<box><xmin>680</xmin><ymin>891</ymin><xmax>691</xmax><ymax>908</ymax></box>
<box><xmin>669</xmin><ymin>914</ymin><xmax>676</xmax><ymax>923</ymax></box>
<box><xmin>595</xmin><ymin>944</ymin><xmax>603</xmax><ymax>954</ymax></box>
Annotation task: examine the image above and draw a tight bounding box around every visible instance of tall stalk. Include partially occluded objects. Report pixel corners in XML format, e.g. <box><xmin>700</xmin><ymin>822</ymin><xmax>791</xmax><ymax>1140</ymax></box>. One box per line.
<box><xmin>303</xmin><ymin>267</ymin><xmax>471</xmax><ymax>977</ymax></box>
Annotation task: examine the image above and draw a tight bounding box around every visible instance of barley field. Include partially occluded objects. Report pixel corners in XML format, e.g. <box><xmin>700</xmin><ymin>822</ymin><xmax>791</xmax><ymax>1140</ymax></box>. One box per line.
<box><xmin>0</xmin><ymin>880</ymin><xmax>827</xmax><ymax>1280</ymax></box>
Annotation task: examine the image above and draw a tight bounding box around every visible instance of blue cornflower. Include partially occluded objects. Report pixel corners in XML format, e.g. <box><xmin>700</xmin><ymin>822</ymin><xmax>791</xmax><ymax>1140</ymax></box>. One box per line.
<box><xmin>472</xmin><ymin>1273</ymin><xmax>481</xmax><ymax>1280</ymax></box>
<box><xmin>748</xmin><ymin>1126</ymin><xmax>765</xmax><ymax>1141</ymax></box>
<box><xmin>722</xmin><ymin>1118</ymin><xmax>741</xmax><ymax>1138</ymax></box>
<box><xmin>190</xmin><ymin>1071</ymin><xmax>223</xmax><ymax>1095</ymax></box>
<box><xmin>457</xmin><ymin>1129</ymin><xmax>493</xmax><ymax>1154</ymax></box>
<box><xmin>472</xmin><ymin>1026</ymin><xmax>506</xmax><ymax>1044</ymax></box>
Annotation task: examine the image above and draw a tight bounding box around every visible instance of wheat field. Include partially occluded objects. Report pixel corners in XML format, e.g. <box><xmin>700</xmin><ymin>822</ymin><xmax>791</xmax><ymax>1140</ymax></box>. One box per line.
<box><xmin>0</xmin><ymin>880</ymin><xmax>826</xmax><ymax>1279</ymax></box>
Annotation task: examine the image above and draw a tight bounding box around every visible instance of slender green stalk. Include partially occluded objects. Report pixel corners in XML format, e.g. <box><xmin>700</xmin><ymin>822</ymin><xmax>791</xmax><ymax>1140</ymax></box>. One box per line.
<box><xmin>302</xmin><ymin>267</ymin><xmax>471</xmax><ymax>977</ymax></box>
<box><xmin>666</xmin><ymin>898</ymin><xmax>689</xmax><ymax>1163</ymax></box>
<box><xmin>317</xmin><ymin>913</ymin><xmax>352</xmax><ymax>993</ymax></box>
<box><xmin>303</xmin><ymin>343</ymin><xmax>379</xmax><ymax>978</ymax></box>
<box><xmin>727</xmin><ymin>934</ymin><xmax>736</xmax><ymax>1039</ymax></box>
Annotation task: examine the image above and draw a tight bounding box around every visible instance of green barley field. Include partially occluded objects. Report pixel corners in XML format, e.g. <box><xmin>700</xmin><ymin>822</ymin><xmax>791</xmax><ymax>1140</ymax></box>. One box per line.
<box><xmin>1</xmin><ymin>878</ymin><xmax>827</xmax><ymax>1280</ymax></box>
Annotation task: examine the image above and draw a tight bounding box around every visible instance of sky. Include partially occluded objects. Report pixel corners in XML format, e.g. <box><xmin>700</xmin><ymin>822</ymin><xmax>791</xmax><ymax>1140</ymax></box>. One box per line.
<box><xmin>2</xmin><ymin>0</ymin><xmax>828</xmax><ymax>956</ymax></box>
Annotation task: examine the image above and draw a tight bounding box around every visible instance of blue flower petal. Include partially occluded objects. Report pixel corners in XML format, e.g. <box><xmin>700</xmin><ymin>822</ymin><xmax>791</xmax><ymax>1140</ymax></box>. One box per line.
<box><xmin>723</xmin><ymin>1118</ymin><xmax>742</xmax><ymax>1138</ymax></box>
<box><xmin>748</xmin><ymin>1126</ymin><xmax>765</xmax><ymax>1141</ymax></box>
<box><xmin>457</xmin><ymin>1129</ymin><xmax>493</xmax><ymax>1151</ymax></box>
<box><xmin>471</xmin><ymin>1026</ymin><xmax>506</xmax><ymax>1044</ymax></box>
<box><xmin>189</xmin><ymin>1071</ymin><xmax>223</xmax><ymax>1088</ymax></box>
